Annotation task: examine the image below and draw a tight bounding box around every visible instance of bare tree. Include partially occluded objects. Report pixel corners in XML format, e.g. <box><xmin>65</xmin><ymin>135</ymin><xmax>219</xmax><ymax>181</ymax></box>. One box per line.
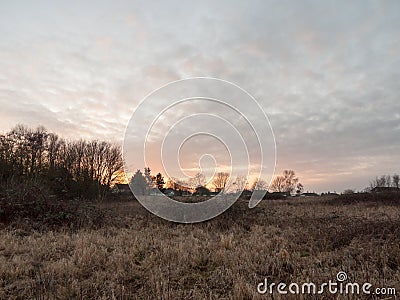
<box><xmin>165</xmin><ymin>177</ymin><xmax>178</xmax><ymax>190</ymax></box>
<box><xmin>385</xmin><ymin>175</ymin><xmax>392</xmax><ymax>187</ymax></box>
<box><xmin>189</xmin><ymin>173</ymin><xmax>206</xmax><ymax>189</ymax></box>
<box><xmin>296</xmin><ymin>183</ymin><xmax>304</xmax><ymax>195</ymax></box>
<box><xmin>28</xmin><ymin>126</ymin><xmax>48</xmax><ymax>175</ymax></box>
<box><xmin>270</xmin><ymin>170</ymin><xmax>300</xmax><ymax>194</ymax></box>
<box><xmin>233</xmin><ymin>175</ymin><xmax>247</xmax><ymax>193</ymax></box>
<box><xmin>251</xmin><ymin>178</ymin><xmax>268</xmax><ymax>191</ymax></box>
<box><xmin>283</xmin><ymin>170</ymin><xmax>299</xmax><ymax>193</ymax></box>
<box><xmin>269</xmin><ymin>176</ymin><xmax>286</xmax><ymax>192</ymax></box>
<box><xmin>9</xmin><ymin>125</ymin><xmax>33</xmax><ymax>176</ymax></box>
<box><xmin>1</xmin><ymin>124</ymin><xmax>125</xmax><ymax>199</ymax></box>
<box><xmin>47</xmin><ymin>133</ymin><xmax>61</xmax><ymax>173</ymax></box>
<box><xmin>392</xmin><ymin>174</ymin><xmax>400</xmax><ymax>189</ymax></box>
<box><xmin>376</xmin><ymin>176</ymin><xmax>386</xmax><ymax>187</ymax></box>
<box><xmin>0</xmin><ymin>134</ymin><xmax>13</xmax><ymax>180</ymax></box>
<box><xmin>212</xmin><ymin>172</ymin><xmax>230</xmax><ymax>192</ymax></box>
<box><xmin>370</xmin><ymin>175</ymin><xmax>392</xmax><ymax>189</ymax></box>
<box><xmin>175</xmin><ymin>178</ymin><xmax>191</xmax><ymax>192</ymax></box>
<box><xmin>103</xmin><ymin>144</ymin><xmax>124</xmax><ymax>188</ymax></box>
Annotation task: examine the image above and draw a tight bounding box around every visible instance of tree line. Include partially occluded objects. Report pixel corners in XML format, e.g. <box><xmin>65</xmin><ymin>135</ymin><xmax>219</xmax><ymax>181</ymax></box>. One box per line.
<box><xmin>1</xmin><ymin>124</ymin><xmax>304</xmax><ymax>199</ymax></box>
<box><xmin>370</xmin><ymin>174</ymin><xmax>400</xmax><ymax>190</ymax></box>
<box><xmin>0</xmin><ymin>125</ymin><xmax>123</xmax><ymax>199</ymax></box>
<box><xmin>129</xmin><ymin>167</ymin><xmax>303</xmax><ymax>196</ymax></box>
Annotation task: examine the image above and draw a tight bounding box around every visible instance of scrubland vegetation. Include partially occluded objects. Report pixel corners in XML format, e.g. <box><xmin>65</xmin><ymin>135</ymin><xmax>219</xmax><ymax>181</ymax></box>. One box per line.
<box><xmin>0</xmin><ymin>190</ymin><xmax>399</xmax><ymax>299</ymax></box>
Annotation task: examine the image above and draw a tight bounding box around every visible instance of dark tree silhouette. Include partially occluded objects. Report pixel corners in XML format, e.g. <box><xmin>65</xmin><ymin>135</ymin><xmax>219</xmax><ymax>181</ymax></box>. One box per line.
<box><xmin>153</xmin><ymin>172</ymin><xmax>165</xmax><ymax>191</ymax></box>
<box><xmin>270</xmin><ymin>170</ymin><xmax>301</xmax><ymax>194</ymax></box>
<box><xmin>251</xmin><ymin>179</ymin><xmax>268</xmax><ymax>191</ymax></box>
<box><xmin>212</xmin><ymin>172</ymin><xmax>229</xmax><ymax>193</ymax></box>
<box><xmin>392</xmin><ymin>174</ymin><xmax>399</xmax><ymax>189</ymax></box>
<box><xmin>130</xmin><ymin>169</ymin><xmax>147</xmax><ymax>196</ymax></box>
<box><xmin>296</xmin><ymin>183</ymin><xmax>304</xmax><ymax>195</ymax></box>
<box><xmin>189</xmin><ymin>173</ymin><xmax>206</xmax><ymax>189</ymax></box>
<box><xmin>0</xmin><ymin>124</ymin><xmax>123</xmax><ymax>199</ymax></box>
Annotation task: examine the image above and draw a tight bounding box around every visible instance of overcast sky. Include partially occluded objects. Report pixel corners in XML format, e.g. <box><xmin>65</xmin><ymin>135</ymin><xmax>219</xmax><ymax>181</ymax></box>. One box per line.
<box><xmin>1</xmin><ymin>0</ymin><xmax>399</xmax><ymax>192</ymax></box>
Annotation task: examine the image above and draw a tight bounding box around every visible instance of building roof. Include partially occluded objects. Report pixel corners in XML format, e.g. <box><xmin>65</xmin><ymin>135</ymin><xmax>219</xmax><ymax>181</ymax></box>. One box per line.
<box><xmin>115</xmin><ymin>183</ymin><xmax>130</xmax><ymax>190</ymax></box>
<box><xmin>371</xmin><ymin>186</ymin><xmax>400</xmax><ymax>193</ymax></box>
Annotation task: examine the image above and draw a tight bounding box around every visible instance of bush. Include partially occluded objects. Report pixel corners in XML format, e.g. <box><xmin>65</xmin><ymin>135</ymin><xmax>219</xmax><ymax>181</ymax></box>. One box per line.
<box><xmin>324</xmin><ymin>192</ymin><xmax>400</xmax><ymax>205</ymax></box>
<box><xmin>0</xmin><ymin>179</ymin><xmax>105</xmax><ymax>229</ymax></box>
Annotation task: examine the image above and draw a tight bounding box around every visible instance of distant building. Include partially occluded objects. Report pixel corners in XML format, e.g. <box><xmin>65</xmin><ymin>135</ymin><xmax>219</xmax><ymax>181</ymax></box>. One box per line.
<box><xmin>149</xmin><ymin>187</ymin><xmax>162</xmax><ymax>196</ymax></box>
<box><xmin>163</xmin><ymin>188</ymin><xmax>175</xmax><ymax>197</ymax></box>
<box><xmin>321</xmin><ymin>192</ymin><xmax>339</xmax><ymax>196</ymax></box>
<box><xmin>267</xmin><ymin>192</ymin><xmax>287</xmax><ymax>199</ymax></box>
<box><xmin>181</xmin><ymin>190</ymin><xmax>192</xmax><ymax>197</ymax></box>
<box><xmin>194</xmin><ymin>186</ymin><xmax>211</xmax><ymax>196</ymax></box>
<box><xmin>371</xmin><ymin>187</ymin><xmax>400</xmax><ymax>193</ymax></box>
<box><xmin>301</xmin><ymin>192</ymin><xmax>319</xmax><ymax>197</ymax></box>
<box><xmin>113</xmin><ymin>183</ymin><xmax>131</xmax><ymax>195</ymax></box>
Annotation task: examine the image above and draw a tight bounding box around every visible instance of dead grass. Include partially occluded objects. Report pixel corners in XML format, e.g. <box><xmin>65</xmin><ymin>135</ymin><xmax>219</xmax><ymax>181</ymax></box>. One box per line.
<box><xmin>0</xmin><ymin>195</ymin><xmax>399</xmax><ymax>299</ymax></box>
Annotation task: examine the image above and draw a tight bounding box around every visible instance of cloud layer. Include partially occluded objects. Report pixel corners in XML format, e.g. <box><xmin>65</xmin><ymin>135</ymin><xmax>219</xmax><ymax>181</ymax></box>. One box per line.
<box><xmin>1</xmin><ymin>0</ymin><xmax>399</xmax><ymax>192</ymax></box>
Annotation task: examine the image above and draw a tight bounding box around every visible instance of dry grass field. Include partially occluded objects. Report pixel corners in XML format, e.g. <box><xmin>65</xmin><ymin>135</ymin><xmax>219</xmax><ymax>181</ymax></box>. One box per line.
<box><xmin>0</xmin><ymin>194</ymin><xmax>399</xmax><ymax>299</ymax></box>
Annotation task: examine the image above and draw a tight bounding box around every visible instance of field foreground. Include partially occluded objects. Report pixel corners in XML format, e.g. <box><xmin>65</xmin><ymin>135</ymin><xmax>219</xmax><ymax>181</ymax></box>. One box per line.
<box><xmin>0</xmin><ymin>195</ymin><xmax>399</xmax><ymax>299</ymax></box>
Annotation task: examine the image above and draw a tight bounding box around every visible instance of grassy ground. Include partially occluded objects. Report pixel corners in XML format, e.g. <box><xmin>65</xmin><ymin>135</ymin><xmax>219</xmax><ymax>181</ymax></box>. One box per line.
<box><xmin>0</xmin><ymin>195</ymin><xmax>399</xmax><ymax>299</ymax></box>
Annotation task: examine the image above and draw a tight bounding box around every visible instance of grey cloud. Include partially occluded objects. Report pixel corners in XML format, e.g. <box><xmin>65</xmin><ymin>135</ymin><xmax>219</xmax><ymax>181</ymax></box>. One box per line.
<box><xmin>0</xmin><ymin>0</ymin><xmax>399</xmax><ymax>192</ymax></box>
